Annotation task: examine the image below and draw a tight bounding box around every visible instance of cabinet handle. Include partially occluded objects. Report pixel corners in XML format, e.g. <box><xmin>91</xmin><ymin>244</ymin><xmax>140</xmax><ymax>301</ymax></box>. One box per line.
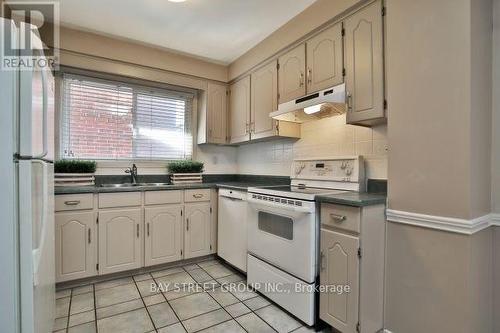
<box><xmin>64</xmin><ymin>200</ymin><xmax>80</xmax><ymax>206</ymax></box>
<box><xmin>136</xmin><ymin>224</ymin><xmax>139</xmax><ymax>238</ymax></box>
<box><xmin>245</xmin><ymin>123</ymin><xmax>249</xmax><ymax>134</ymax></box>
<box><xmin>193</xmin><ymin>193</ymin><xmax>203</xmax><ymax>199</ymax></box>
<box><xmin>346</xmin><ymin>92</ymin><xmax>353</xmax><ymax>112</ymax></box>
<box><xmin>88</xmin><ymin>229</ymin><xmax>91</xmax><ymax>244</ymax></box>
<box><xmin>299</xmin><ymin>72</ymin><xmax>304</xmax><ymax>87</ymax></box>
<box><xmin>320</xmin><ymin>251</ymin><xmax>325</xmax><ymax>271</ymax></box>
<box><xmin>186</xmin><ymin>218</ymin><xmax>189</xmax><ymax>231</ymax></box>
<box><xmin>307</xmin><ymin>68</ymin><xmax>312</xmax><ymax>85</ymax></box>
<box><xmin>147</xmin><ymin>223</ymin><xmax>150</xmax><ymax>237</ymax></box>
<box><xmin>330</xmin><ymin>213</ymin><xmax>347</xmax><ymax>223</ymax></box>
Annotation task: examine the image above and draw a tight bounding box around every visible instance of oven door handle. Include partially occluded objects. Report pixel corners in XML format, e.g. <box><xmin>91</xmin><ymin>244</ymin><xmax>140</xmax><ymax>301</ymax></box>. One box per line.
<box><xmin>247</xmin><ymin>197</ymin><xmax>313</xmax><ymax>214</ymax></box>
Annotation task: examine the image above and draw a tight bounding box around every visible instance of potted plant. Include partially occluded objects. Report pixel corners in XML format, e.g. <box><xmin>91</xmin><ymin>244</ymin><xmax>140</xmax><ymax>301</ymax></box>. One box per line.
<box><xmin>54</xmin><ymin>160</ymin><xmax>97</xmax><ymax>187</ymax></box>
<box><xmin>167</xmin><ymin>160</ymin><xmax>204</xmax><ymax>184</ymax></box>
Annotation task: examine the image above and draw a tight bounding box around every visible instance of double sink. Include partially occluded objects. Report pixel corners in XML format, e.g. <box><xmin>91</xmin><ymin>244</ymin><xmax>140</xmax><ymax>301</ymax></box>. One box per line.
<box><xmin>99</xmin><ymin>182</ymin><xmax>171</xmax><ymax>188</ymax></box>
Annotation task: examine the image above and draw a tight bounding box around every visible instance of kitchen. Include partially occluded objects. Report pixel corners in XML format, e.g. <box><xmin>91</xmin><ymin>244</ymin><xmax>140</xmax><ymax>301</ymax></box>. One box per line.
<box><xmin>0</xmin><ymin>0</ymin><xmax>498</xmax><ymax>333</ymax></box>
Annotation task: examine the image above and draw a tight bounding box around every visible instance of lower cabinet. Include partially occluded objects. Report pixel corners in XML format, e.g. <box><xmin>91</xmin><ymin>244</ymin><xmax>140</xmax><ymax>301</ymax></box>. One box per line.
<box><xmin>184</xmin><ymin>203</ymin><xmax>211</xmax><ymax>259</ymax></box>
<box><xmin>320</xmin><ymin>229</ymin><xmax>360</xmax><ymax>333</ymax></box>
<box><xmin>98</xmin><ymin>208</ymin><xmax>143</xmax><ymax>275</ymax></box>
<box><xmin>55</xmin><ymin>211</ymin><xmax>96</xmax><ymax>282</ymax></box>
<box><xmin>55</xmin><ymin>190</ymin><xmax>217</xmax><ymax>282</ymax></box>
<box><xmin>319</xmin><ymin>203</ymin><xmax>386</xmax><ymax>333</ymax></box>
<box><xmin>144</xmin><ymin>205</ymin><xmax>183</xmax><ymax>266</ymax></box>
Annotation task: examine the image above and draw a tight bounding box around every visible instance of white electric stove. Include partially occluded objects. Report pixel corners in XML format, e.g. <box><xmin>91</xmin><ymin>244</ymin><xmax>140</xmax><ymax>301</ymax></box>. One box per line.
<box><xmin>246</xmin><ymin>156</ymin><xmax>365</xmax><ymax>326</ymax></box>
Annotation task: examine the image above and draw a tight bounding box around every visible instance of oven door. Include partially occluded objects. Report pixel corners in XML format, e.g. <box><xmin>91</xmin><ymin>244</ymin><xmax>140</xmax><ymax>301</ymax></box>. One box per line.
<box><xmin>247</xmin><ymin>197</ymin><xmax>317</xmax><ymax>283</ymax></box>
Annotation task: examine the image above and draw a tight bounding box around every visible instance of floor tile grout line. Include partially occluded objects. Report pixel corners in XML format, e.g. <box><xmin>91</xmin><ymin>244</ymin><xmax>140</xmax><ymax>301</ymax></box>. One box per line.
<box><xmin>151</xmin><ymin>268</ymin><xmax>190</xmax><ymax>333</ymax></box>
<box><xmin>188</xmin><ymin>261</ymin><xmax>250</xmax><ymax>333</ymax></box>
<box><xmin>65</xmin><ymin>289</ymin><xmax>73</xmax><ymax>331</ymax></box>
<box><xmin>132</xmin><ymin>278</ymin><xmax>158</xmax><ymax>333</ymax></box>
<box><xmin>92</xmin><ymin>283</ymin><xmax>98</xmax><ymax>333</ymax></box>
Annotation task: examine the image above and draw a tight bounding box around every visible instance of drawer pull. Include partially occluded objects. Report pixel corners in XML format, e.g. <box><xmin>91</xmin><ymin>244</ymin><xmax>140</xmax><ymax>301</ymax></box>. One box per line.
<box><xmin>193</xmin><ymin>194</ymin><xmax>203</xmax><ymax>199</ymax></box>
<box><xmin>330</xmin><ymin>213</ymin><xmax>347</xmax><ymax>223</ymax></box>
<box><xmin>147</xmin><ymin>223</ymin><xmax>150</xmax><ymax>237</ymax></box>
<box><xmin>88</xmin><ymin>229</ymin><xmax>91</xmax><ymax>244</ymax></box>
<box><xmin>64</xmin><ymin>200</ymin><xmax>80</xmax><ymax>206</ymax></box>
<box><xmin>136</xmin><ymin>224</ymin><xmax>139</xmax><ymax>238</ymax></box>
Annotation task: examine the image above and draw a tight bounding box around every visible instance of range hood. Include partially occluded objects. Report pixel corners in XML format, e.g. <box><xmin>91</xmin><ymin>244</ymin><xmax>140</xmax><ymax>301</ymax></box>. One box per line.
<box><xmin>270</xmin><ymin>83</ymin><xmax>346</xmax><ymax>123</ymax></box>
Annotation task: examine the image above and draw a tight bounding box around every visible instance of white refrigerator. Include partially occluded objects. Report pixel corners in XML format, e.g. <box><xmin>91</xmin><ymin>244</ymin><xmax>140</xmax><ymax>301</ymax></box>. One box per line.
<box><xmin>0</xmin><ymin>18</ymin><xmax>55</xmax><ymax>333</ymax></box>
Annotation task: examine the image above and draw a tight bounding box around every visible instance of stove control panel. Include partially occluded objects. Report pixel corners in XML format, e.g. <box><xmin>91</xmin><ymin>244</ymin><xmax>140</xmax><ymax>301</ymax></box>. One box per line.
<box><xmin>291</xmin><ymin>156</ymin><xmax>364</xmax><ymax>183</ymax></box>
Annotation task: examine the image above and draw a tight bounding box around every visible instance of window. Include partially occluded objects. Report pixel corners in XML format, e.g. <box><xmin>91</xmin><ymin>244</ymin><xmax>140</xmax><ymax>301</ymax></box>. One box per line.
<box><xmin>60</xmin><ymin>73</ymin><xmax>194</xmax><ymax>160</ymax></box>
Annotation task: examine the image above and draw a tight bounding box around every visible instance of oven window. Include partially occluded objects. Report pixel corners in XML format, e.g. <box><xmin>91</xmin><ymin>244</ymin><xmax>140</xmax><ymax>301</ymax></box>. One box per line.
<box><xmin>258</xmin><ymin>212</ymin><xmax>293</xmax><ymax>240</ymax></box>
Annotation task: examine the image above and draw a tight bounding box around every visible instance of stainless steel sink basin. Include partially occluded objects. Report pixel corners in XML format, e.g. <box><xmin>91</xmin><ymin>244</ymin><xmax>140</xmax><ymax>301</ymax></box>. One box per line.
<box><xmin>99</xmin><ymin>182</ymin><xmax>171</xmax><ymax>188</ymax></box>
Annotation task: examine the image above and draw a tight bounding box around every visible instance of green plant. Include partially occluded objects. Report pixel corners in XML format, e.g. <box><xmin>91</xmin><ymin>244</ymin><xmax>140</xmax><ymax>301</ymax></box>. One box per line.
<box><xmin>55</xmin><ymin>160</ymin><xmax>97</xmax><ymax>173</ymax></box>
<box><xmin>167</xmin><ymin>160</ymin><xmax>204</xmax><ymax>174</ymax></box>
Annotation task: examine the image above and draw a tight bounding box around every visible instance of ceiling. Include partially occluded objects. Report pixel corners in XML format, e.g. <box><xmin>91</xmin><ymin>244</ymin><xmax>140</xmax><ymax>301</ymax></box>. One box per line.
<box><xmin>59</xmin><ymin>0</ymin><xmax>317</xmax><ymax>65</ymax></box>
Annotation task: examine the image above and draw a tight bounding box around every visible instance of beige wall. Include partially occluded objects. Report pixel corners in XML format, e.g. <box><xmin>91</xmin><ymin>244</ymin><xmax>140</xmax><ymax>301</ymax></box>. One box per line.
<box><xmin>236</xmin><ymin>115</ymin><xmax>388</xmax><ymax>179</ymax></box>
<box><xmin>228</xmin><ymin>0</ymin><xmax>363</xmax><ymax>80</ymax></box>
<box><xmin>386</xmin><ymin>223</ymin><xmax>493</xmax><ymax>333</ymax></box>
<box><xmin>493</xmin><ymin>0</ymin><xmax>500</xmax><ymax>214</ymax></box>
<box><xmin>494</xmin><ymin>227</ymin><xmax>500</xmax><ymax>333</ymax></box>
<box><xmin>470</xmin><ymin>0</ymin><xmax>493</xmax><ymax>218</ymax></box>
<box><xmin>386</xmin><ymin>0</ymin><xmax>472</xmax><ymax>219</ymax></box>
<box><xmin>54</xmin><ymin>26</ymin><xmax>228</xmax><ymax>82</ymax></box>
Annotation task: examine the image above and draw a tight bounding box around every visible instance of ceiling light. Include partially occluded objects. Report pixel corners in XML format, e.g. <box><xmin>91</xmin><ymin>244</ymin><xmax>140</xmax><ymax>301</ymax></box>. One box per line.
<box><xmin>303</xmin><ymin>104</ymin><xmax>322</xmax><ymax>114</ymax></box>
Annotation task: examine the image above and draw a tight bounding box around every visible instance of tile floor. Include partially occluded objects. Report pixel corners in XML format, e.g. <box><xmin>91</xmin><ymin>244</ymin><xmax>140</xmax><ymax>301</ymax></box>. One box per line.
<box><xmin>54</xmin><ymin>258</ymin><xmax>327</xmax><ymax>333</ymax></box>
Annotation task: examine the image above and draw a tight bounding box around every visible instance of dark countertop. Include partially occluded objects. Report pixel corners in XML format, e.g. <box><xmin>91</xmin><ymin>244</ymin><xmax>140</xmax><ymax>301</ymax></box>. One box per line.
<box><xmin>316</xmin><ymin>191</ymin><xmax>387</xmax><ymax>207</ymax></box>
<box><xmin>55</xmin><ymin>181</ymin><xmax>271</xmax><ymax>195</ymax></box>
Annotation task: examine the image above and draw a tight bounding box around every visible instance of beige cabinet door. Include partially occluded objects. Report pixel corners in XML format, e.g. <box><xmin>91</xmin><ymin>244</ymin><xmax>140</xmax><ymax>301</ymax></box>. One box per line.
<box><xmin>306</xmin><ymin>23</ymin><xmax>344</xmax><ymax>93</ymax></box>
<box><xmin>251</xmin><ymin>61</ymin><xmax>278</xmax><ymax>140</ymax></box>
<box><xmin>144</xmin><ymin>205</ymin><xmax>183</xmax><ymax>266</ymax></box>
<box><xmin>320</xmin><ymin>229</ymin><xmax>359</xmax><ymax>333</ymax></box>
<box><xmin>229</xmin><ymin>76</ymin><xmax>251</xmax><ymax>144</ymax></box>
<box><xmin>344</xmin><ymin>0</ymin><xmax>384</xmax><ymax>124</ymax></box>
<box><xmin>278</xmin><ymin>44</ymin><xmax>306</xmax><ymax>103</ymax></box>
<box><xmin>55</xmin><ymin>211</ymin><xmax>96</xmax><ymax>282</ymax></box>
<box><xmin>207</xmin><ymin>82</ymin><xmax>228</xmax><ymax>144</ymax></box>
<box><xmin>99</xmin><ymin>209</ymin><xmax>142</xmax><ymax>275</ymax></box>
<box><xmin>184</xmin><ymin>202</ymin><xmax>211</xmax><ymax>259</ymax></box>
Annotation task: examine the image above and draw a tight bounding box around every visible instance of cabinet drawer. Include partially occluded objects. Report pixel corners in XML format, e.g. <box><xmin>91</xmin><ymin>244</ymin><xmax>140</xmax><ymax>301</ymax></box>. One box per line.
<box><xmin>99</xmin><ymin>192</ymin><xmax>141</xmax><ymax>208</ymax></box>
<box><xmin>55</xmin><ymin>194</ymin><xmax>93</xmax><ymax>212</ymax></box>
<box><xmin>184</xmin><ymin>189</ymin><xmax>211</xmax><ymax>202</ymax></box>
<box><xmin>321</xmin><ymin>203</ymin><xmax>360</xmax><ymax>233</ymax></box>
<box><xmin>145</xmin><ymin>190</ymin><xmax>182</xmax><ymax>205</ymax></box>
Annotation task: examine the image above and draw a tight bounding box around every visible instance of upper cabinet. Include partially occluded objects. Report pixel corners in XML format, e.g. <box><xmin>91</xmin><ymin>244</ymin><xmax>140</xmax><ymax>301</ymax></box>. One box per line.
<box><xmin>344</xmin><ymin>0</ymin><xmax>385</xmax><ymax>125</ymax></box>
<box><xmin>229</xmin><ymin>76</ymin><xmax>251</xmax><ymax>144</ymax></box>
<box><xmin>251</xmin><ymin>61</ymin><xmax>278</xmax><ymax>140</ymax></box>
<box><xmin>228</xmin><ymin>69</ymin><xmax>301</xmax><ymax>144</ymax></box>
<box><xmin>306</xmin><ymin>23</ymin><xmax>344</xmax><ymax>93</ymax></box>
<box><xmin>278</xmin><ymin>44</ymin><xmax>306</xmax><ymax>103</ymax></box>
<box><xmin>197</xmin><ymin>82</ymin><xmax>228</xmax><ymax>145</ymax></box>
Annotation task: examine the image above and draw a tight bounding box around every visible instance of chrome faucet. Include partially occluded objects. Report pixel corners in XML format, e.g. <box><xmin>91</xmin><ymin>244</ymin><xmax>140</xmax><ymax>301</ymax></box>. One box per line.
<box><xmin>125</xmin><ymin>164</ymin><xmax>138</xmax><ymax>184</ymax></box>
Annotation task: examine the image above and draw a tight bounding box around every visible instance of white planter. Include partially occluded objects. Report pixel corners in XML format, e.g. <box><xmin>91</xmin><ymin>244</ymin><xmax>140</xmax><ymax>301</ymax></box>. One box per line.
<box><xmin>171</xmin><ymin>173</ymin><xmax>203</xmax><ymax>185</ymax></box>
<box><xmin>55</xmin><ymin>173</ymin><xmax>95</xmax><ymax>187</ymax></box>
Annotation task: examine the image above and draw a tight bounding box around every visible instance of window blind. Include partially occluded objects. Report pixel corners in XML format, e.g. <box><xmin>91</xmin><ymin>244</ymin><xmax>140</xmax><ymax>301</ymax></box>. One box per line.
<box><xmin>60</xmin><ymin>73</ymin><xmax>193</xmax><ymax>160</ymax></box>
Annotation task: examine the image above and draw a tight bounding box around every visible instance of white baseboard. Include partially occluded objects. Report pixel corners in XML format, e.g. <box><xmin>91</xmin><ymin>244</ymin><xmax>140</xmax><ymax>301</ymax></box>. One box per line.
<box><xmin>386</xmin><ymin>210</ymin><xmax>495</xmax><ymax>234</ymax></box>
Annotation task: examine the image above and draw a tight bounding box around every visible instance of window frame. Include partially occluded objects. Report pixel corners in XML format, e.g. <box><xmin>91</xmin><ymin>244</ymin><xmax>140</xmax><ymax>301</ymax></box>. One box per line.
<box><xmin>55</xmin><ymin>67</ymin><xmax>199</xmax><ymax>166</ymax></box>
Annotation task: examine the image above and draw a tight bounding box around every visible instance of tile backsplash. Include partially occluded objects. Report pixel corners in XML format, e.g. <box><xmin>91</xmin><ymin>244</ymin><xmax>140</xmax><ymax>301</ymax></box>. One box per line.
<box><xmin>237</xmin><ymin>114</ymin><xmax>388</xmax><ymax>179</ymax></box>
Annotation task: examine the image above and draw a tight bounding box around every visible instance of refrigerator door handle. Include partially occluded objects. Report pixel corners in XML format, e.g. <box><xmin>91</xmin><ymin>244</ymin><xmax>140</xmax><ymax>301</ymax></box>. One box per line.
<box><xmin>32</xmin><ymin>69</ymin><xmax>48</xmax><ymax>159</ymax></box>
<box><xmin>31</xmin><ymin>160</ymin><xmax>48</xmax><ymax>287</ymax></box>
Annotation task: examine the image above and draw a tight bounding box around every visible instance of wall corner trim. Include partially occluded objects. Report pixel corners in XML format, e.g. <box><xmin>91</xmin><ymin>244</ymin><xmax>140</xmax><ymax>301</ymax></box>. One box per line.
<box><xmin>492</xmin><ymin>213</ymin><xmax>500</xmax><ymax>226</ymax></box>
<box><xmin>386</xmin><ymin>210</ymin><xmax>495</xmax><ymax>234</ymax></box>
